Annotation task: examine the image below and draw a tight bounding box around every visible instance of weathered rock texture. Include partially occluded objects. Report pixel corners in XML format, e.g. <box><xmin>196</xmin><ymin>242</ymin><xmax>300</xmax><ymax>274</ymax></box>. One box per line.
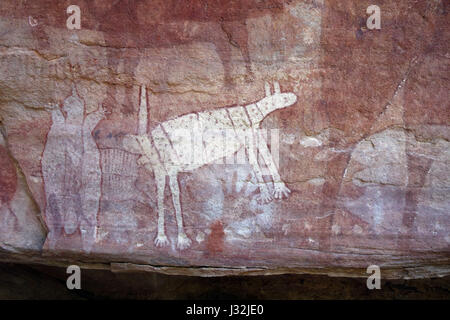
<box><xmin>0</xmin><ymin>0</ymin><xmax>448</xmax><ymax>278</ymax></box>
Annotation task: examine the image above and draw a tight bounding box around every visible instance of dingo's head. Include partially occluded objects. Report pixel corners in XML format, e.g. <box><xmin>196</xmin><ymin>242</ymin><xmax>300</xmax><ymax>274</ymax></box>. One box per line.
<box><xmin>256</xmin><ymin>82</ymin><xmax>297</xmax><ymax>119</ymax></box>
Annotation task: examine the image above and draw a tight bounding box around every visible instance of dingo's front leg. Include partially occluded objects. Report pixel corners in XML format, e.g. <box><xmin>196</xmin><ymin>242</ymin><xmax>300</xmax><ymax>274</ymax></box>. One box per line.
<box><xmin>245</xmin><ymin>129</ymin><xmax>272</xmax><ymax>204</ymax></box>
<box><xmin>255</xmin><ymin>131</ymin><xmax>290</xmax><ymax>199</ymax></box>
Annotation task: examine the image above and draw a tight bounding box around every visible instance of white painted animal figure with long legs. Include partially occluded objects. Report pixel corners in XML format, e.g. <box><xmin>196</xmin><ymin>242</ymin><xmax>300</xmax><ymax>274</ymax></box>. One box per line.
<box><xmin>123</xmin><ymin>82</ymin><xmax>297</xmax><ymax>249</ymax></box>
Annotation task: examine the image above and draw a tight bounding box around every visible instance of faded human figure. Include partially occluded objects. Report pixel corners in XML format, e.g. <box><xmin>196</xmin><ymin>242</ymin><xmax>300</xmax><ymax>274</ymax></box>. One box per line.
<box><xmin>42</xmin><ymin>87</ymin><xmax>104</xmax><ymax>252</ymax></box>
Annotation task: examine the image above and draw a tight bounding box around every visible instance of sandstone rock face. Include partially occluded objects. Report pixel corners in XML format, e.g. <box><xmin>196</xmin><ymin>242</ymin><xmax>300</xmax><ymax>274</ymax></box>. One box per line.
<box><xmin>0</xmin><ymin>1</ymin><xmax>448</xmax><ymax>278</ymax></box>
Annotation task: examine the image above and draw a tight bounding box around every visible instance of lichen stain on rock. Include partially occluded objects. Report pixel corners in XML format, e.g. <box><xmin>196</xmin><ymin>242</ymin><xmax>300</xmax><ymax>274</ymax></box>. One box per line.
<box><xmin>0</xmin><ymin>145</ymin><xmax>18</xmax><ymax>206</ymax></box>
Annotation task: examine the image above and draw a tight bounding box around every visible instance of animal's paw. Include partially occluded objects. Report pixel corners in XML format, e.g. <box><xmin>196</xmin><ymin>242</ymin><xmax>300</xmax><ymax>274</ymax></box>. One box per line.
<box><xmin>154</xmin><ymin>234</ymin><xmax>170</xmax><ymax>247</ymax></box>
<box><xmin>273</xmin><ymin>182</ymin><xmax>291</xmax><ymax>199</ymax></box>
<box><xmin>177</xmin><ymin>233</ymin><xmax>192</xmax><ymax>250</ymax></box>
<box><xmin>257</xmin><ymin>188</ymin><xmax>273</xmax><ymax>204</ymax></box>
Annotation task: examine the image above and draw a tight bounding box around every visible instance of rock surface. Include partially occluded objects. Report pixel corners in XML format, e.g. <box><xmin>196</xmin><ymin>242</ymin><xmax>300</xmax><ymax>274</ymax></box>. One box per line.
<box><xmin>0</xmin><ymin>0</ymin><xmax>448</xmax><ymax>278</ymax></box>
<box><xmin>1</xmin><ymin>262</ymin><xmax>449</xmax><ymax>299</ymax></box>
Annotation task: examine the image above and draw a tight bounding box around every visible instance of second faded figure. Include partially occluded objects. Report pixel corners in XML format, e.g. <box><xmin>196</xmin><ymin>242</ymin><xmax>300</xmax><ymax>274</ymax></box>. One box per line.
<box><xmin>42</xmin><ymin>87</ymin><xmax>104</xmax><ymax>252</ymax></box>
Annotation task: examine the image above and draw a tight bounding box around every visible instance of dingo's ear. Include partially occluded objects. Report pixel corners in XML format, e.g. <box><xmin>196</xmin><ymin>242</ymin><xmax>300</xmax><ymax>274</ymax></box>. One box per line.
<box><xmin>274</xmin><ymin>81</ymin><xmax>280</xmax><ymax>94</ymax></box>
<box><xmin>265</xmin><ymin>82</ymin><xmax>271</xmax><ymax>97</ymax></box>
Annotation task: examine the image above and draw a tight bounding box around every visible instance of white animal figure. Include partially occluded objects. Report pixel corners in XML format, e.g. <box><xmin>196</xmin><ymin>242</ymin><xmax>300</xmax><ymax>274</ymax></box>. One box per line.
<box><xmin>123</xmin><ymin>82</ymin><xmax>297</xmax><ymax>249</ymax></box>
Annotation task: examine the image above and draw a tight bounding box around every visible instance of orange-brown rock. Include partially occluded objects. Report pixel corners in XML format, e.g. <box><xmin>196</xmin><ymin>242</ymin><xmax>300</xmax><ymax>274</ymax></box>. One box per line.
<box><xmin>0</xmin><ymin>0</ymin><xmax>448</xmax><ymax>278</ymax></box>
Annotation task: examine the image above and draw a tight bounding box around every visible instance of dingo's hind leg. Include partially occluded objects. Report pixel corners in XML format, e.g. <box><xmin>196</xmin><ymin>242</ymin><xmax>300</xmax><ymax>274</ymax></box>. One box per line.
<box><xmin>168</xmin><ymin>172</ymin><xmax>191</xmax><ymax>250</ymax></box>
<box><xmin>154</xmin><ymin>169</ymin><xmax>169</xmax><ymax>247</ymax></box>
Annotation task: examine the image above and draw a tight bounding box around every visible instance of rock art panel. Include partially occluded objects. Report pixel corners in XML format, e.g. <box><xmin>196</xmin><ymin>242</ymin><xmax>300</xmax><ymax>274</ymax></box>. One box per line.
<box><xmin>0</xmin><ymin>0</ymin><xmax>448</xmax><ymax>276</ymax></box>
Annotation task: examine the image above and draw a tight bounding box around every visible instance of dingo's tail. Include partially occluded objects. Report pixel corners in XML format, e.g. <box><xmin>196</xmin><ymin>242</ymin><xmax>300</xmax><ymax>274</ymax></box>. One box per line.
<box><xmin>138</xmin><ymin>85</ymin><xmax>148</xmax><ymax>135</ymax></box>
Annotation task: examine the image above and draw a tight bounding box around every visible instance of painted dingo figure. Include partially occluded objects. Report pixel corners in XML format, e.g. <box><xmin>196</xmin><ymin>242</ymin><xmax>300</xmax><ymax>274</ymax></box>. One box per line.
<box><xmin>123</xmin><ymin>82</ymin><xmax>297</xmax><ymax>249</ymax></box>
